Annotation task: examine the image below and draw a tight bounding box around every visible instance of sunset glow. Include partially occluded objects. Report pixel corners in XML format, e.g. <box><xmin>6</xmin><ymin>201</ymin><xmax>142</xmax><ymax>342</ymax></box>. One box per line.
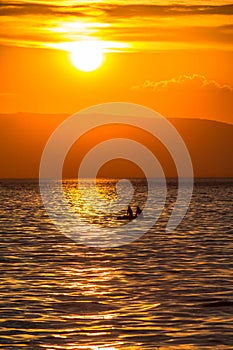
<box><xmin>1</xmin><ymin>1</ymin><xmax>233</xmax><ymax>52</ymax></box>
<box><xmin>0</xmin><ymin>0</ymin><xmax>233</xmax><ymax>177</ymax></box>
<box><xmin>0</xmin><ymin>4</ymin><xmax>233</xmax><ymax>350</ymax></box>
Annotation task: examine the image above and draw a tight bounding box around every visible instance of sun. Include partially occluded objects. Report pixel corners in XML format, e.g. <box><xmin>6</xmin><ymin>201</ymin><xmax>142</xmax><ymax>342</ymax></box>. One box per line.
<box><xmin>70</xmin><ymin>41</ymin><xmax>104</xmax><ymax>72</ymax></box>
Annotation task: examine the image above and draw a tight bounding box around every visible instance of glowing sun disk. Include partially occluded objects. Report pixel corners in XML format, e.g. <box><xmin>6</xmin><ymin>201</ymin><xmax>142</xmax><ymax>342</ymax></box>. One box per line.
<box><xmin>70</xmin><ymin>41</ymin><xmax>104</xmax><ymax>72</ymax></box>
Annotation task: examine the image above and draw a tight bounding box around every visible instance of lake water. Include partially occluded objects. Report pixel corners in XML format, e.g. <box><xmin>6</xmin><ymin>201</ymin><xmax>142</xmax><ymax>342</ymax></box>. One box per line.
<box><xmin>0</xmin><ymin>178</ymin><xmax>233</xmax><ymax>349</ymax></box>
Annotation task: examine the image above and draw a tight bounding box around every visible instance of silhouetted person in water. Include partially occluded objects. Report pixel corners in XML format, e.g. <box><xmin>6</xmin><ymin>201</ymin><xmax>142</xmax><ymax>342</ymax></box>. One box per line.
<box><xmin>136</xmin><ymin>206</ymin><xmax>142</xmax><ymax>217</ymax></box>
<box><xmin>127</xmin><ymin>205</ymin><xmax>133</xmax><ymax>219</ymax></box>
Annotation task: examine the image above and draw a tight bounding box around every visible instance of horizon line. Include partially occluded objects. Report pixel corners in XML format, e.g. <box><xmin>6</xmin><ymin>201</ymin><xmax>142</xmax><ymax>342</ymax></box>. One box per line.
<box><xmin>1</xmin><ymin>177</ymin><xmax>233</xmax><ymax>180</ymax></box>
<box><xmin>0</xmin><ymin>112</ymin><xmax>232</xmax><ymax>126</ymax></box>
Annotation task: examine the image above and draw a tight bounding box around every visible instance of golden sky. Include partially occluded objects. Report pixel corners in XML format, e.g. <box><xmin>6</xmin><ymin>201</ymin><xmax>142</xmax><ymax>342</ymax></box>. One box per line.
<box><xmin>0</xmin><ymin>0</ymin><xmax>233</xmax><ymax>122</ymax></box>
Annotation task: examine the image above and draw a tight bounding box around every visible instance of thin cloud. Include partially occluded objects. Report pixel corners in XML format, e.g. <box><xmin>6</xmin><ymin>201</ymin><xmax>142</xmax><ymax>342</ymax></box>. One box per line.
<box><xmin>133</xmin><ymin>75</ymin><xmax>233</xmax><ymax>93</ymax></box>
<box><xmin>1</xmin><ymin>2</ymin><xmax>233</xmax><ymax>17</ymax></box>
<box><xmin>0</xmin><ymin>2</ymin><xmax>88</xmax><ymax>17</ymax></box>
<box><xmin>0</xmin><ymin>92</ymin><xmax>18</xmax><ymax>96</ymax></box>
<box><xmin>132</xmin><ymin>75</ymin><xmax>233</xmax><ymax>122</ymax></box>
<box><xmin>97</xmin><ymin>24</ymin><xmax>233</xmax><ymax>44</ymax></box>
<box><xmin>0</xmin><ymin>2</ymin><xmax>232</xmax><ymax>51</ymax></box>
<box><xmin>101</xmin><ymin>4</ymin><xmax>233</xmax><ymax>18</ymax></box>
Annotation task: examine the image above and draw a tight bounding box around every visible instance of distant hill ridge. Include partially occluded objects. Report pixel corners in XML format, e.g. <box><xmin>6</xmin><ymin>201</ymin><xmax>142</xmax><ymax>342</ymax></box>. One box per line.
<box><xmin>0</xmin><ymin>114</ymin><xmax>232</xmax><ymax>178</ymax></box>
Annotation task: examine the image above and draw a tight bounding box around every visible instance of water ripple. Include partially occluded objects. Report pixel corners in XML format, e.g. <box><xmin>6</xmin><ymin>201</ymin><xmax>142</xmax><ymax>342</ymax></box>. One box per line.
<box><xmin>0</xmin><ymin>179</ymin><xmax>232</xmax><ymax>349</ymax></box>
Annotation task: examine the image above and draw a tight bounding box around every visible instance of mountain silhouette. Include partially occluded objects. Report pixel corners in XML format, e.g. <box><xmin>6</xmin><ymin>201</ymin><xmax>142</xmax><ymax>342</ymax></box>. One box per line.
<box><xmin>0</xmin><ymin>113</ymin><xmax>232</xmax><ymax>178</ymax></box>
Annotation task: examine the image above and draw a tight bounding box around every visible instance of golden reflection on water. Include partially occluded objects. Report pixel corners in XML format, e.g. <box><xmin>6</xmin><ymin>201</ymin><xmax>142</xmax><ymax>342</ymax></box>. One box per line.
<box><xmin>43</xmin><ymin>344</ymin><xmax>199</xmax><ymax>350</ymax></box>
<box><xmin>43</xmin><ymin>343</ymin><xmax>124</xmax><ymax>350</ymax></box>
<box><xmin>64</xmin><ymin>179</ymin><xmax>117</xmax><ymax>208</ymax></box>
<box><xmin>160</xmin><ymin>347</ymin><xmax>198</xmax><ymax>350</ymax></box>
<box><xmin>63</xmin><ymin>180</ymin><xmax>121</xmax><ymax>226</ymax></box>
<box><xmin>63</xmin><ymin>179</ymin><xmax>147</xmax><ymax>231</ymax></box>
<box><xmin>38</xmin><ymin>251</ymin><xmax>161</xmax><ymax>349</ymax></box>
<box><xmin>2</xmin><ymin>179</ymin><xmax>233</xmax><ymax>349</ymax></box>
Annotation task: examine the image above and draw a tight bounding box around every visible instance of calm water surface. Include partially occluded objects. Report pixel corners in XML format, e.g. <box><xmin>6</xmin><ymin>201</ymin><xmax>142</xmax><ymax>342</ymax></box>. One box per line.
<box><xmin>0</xmin><ymin>179</ymin><xmax>233</xmax><ymax>349</ymax></box>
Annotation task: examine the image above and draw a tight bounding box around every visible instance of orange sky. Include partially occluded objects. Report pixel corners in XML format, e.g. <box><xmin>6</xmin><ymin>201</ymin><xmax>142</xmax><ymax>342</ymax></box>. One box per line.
<box><xmin>0</xmin><ymin>0</ymin><xmax>233</xmax><ymax>123</ymax></box>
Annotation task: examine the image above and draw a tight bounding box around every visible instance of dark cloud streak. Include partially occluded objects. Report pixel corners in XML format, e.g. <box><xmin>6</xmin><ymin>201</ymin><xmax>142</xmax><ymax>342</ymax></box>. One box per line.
<box><xmin>0</xmin><ymin>2</ymin><xmax>87</xmax><ymax>17</ymax></box>
<box><xmin>0</xmin><ymin>2</ymin><xmax>233</xmax><ymax>17</ymax></box>
<box><xmin>90</xmin><ymin>24</ymin><xmax>233</xmax><ymax>44</ymax></box>
<box><xmin>99</xmin><ymin>4</ymin><xmax>233</xmax><ymax>18</ymax></box>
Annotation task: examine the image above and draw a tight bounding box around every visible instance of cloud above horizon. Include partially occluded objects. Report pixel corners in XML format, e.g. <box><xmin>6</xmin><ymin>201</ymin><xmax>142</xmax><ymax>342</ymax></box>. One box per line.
<box><xmin>133</xmin><ymin>74</ymin><xmax>233</xmax><ymax>92</ymax></box>
<box><xmin>132</xmin><ymin>75</ymin><xmax>233</xmax><ymax>122</ymax></box>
